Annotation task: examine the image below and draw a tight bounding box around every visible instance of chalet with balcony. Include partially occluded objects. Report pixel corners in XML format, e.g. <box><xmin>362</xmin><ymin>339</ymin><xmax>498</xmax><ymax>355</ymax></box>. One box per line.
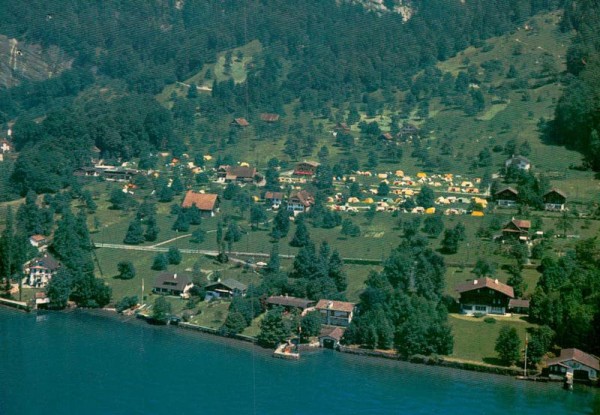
<box><xmin>205</xmin><ymin>278</ymin><xmax>247</xmax><ymax>298</ymax></box>
<box><xmin>543</xmin><ymin>188</ymin><xmax>567</xmax><ymax>211</ymax></box>
<box><xmin>181</xmin><ymin>191</ymin><xmax>220</xmax><ymax>216</ymax></box>
<box><xmin>287</xmin><ymin>190</ymin><xmax>314</xmax><ymax>213</ymax></box>
<box><xmin>25</xmin><ymin>253</ymin><xmax>61</xmax><ymax>288</ymax></box>
<box><xmin>455</xmin><ymin>277</ymin><xmax>514</xmax><ymax>315</ymax></box>
<box><xmin>153</xmin><ymin>272</ymin><xmax>193</xmax><ymax>297</ymax></box>
<box><xmin>315</xmin><ymin>300</ymin><xmax>355</xmax><ymax>327</ymax></box>
<box><xmin>293</xmin><ymin>161</ymin><xmax>319</xmax><ymax>176</ymax></box>
<box><xmin>545</xmin><ymin>348</ymin><xmax>599</xmax><ymax>381</ymax></box>
<box><xmin>502</xmin><ymin>218</ymin><xmax>531</xmax><ymax>241</ymax></box>
<box><xmin>495</xmin><ymin>187</ymin><xmax>519</xmax><ymax>208</ymax></box>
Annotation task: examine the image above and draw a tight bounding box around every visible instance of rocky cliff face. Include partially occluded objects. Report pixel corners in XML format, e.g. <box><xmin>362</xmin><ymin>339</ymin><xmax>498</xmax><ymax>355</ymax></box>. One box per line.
<box><xmin>0</xmin><ymin>35</ymin><xmax>73</xmax><ymax>89</ymax></box>
<box><xmin>342</xmin><ymin>0</ymin><xmax>415</xmax><ymax>21</ymax></box>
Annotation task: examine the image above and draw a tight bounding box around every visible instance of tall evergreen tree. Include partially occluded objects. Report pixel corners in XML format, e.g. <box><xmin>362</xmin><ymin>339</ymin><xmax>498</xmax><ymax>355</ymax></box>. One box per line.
<box><xmin>124</xmin><ymin>218</ymin><xmax>145</xmax><ymax>245</ymax></box>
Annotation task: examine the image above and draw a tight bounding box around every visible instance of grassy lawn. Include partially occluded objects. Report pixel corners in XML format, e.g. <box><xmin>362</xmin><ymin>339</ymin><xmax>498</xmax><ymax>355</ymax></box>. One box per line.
<box><xmin>449</xmin><ymin>313</ymin><xmax>534</xmax><ymax>365</ymax></box>
<box><xmin>189</xmin><ymin>300</ymin><xmax>231</xmax><ymax>329</ymax></box>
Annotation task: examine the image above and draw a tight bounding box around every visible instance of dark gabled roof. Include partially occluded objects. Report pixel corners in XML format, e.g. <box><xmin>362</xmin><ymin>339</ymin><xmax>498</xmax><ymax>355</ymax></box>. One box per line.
<box><xmin>315</xmin><ymin>300</ymin><xmax>355</xmax><ymax>313</ymax></box>
<box><xmin>543</xmin><ymin>188</ymin><xmax>567</xmax><ymax>199</ymax></box>
<box><xmin>546</xmin><ymin>348</ymin><xmax>599</xmax><ymax>371</ymax></box>
<box><xmin>289</xmin><ymin>190</ymin><xmax>314</xmax><ymax>207</ymax></box>
<box><xmin>227</xmin><ymin>166</ymin><xmax>256</xmax><ymax>179</ymax></box>
<box><xmin>495</xmin><ymin>187</ymin><xmax>518</xmax><ymax>196</ymax></box>
<box><xmin>266</xmin><ymin>296</ymin><xmax>315</xmax><ymax>309</ymax></box>
<box><xmin>233</xmin><ymin>117</ymin><xmax>250</xmax><ymax>127</ymax></box>
<box><xmin>29</xmin><ymin>253</ymin><xmax>61</xmax><ymax>271</ymax></box>
<box><xmin>508</xmin><ymin>299</ymin><xmax>530</xmax><ymax>308</ymax></box>
<box><xmin>455</xmin><ymin>277</ymin><xmax>514</xmax><ymax>298</ymax></box>
<box><xmin>206</xmin><ymin>278</ymin><xmax>247</xmax><ymax>292</ymax></box>
<box><xmin>153</xmin><ymin>272</ymin><xmax>192</xmax><ymax>291</ymax></box>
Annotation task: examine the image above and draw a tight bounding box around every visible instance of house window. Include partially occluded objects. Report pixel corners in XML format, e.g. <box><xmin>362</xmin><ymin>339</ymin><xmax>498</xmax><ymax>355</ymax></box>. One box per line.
<box><xmin>475</xmin><ymin>305</ymin><xmax>486</xmax><ymax>311</ymax></box>
<box><xmin>462</xmin><ymin>305</ymin><xmax>472</xmax><ymax>310</ymax></box>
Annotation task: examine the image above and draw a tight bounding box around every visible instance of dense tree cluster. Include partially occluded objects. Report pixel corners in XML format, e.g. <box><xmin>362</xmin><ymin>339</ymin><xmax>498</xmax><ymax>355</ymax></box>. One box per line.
<box><xmin>343</xmin><ymin>240</ymin><xmax>453</xmax><ymax>356</ymax></box>
<box><xmin>529</xmin><ymin>238</ymin><xmax>600</xmax><ymax>355</ymax></box>
<box><xmin>547</xmin><ymin>0</ymin><xmax>600</xmax><ymax>170</ymax></box>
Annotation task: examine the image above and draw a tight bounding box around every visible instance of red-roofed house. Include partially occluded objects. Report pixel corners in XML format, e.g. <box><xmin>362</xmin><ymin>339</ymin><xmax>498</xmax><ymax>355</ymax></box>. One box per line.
<box><xmin>455</xmin><ymin>277</ymin><xmax>515</xmax><ymax>315</ymax></box>
<box><xmin>315</xmin><ymin>300</ymin><xmax>355</xmax><ymax>327</ymax></box>
<box><xmin>232</xmin><ymin>117</ymin><xmax>250</xmax><ymax>127</ymax></box>
<box><xmin>181</xmin><ymin>191</ymin><xmax>220</xmax><ymax>216</ymax></box>
<box><xmin>319</xmin><ymin>325</ymin><xmax>346</xmax><ymax>349</ymax></box>
<box><xmin>545</xmin><ymin>348</ymin><xmax>599</xmax><ymax>381</ymax></box>
<box><xmin>502</xmin><ymin>218</ymin><xmax>531</xmax><ymax>241</ymax></box>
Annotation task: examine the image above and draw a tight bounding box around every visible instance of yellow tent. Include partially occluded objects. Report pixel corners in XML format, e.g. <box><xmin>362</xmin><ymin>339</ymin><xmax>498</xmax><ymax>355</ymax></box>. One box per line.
<box><xmin>363</xmin><ymin>198</ymin><xmax>374</xmax><ymax>204</ymax></box>
<box><xmin>252</xmin><ymin>195</ymin><xmax>261</xmax><ymax>202</ymax></box>
<box><xmin>240</xmin><ymin>162</ymin><xmax>250</xmax><ymax>167</ymax></box>
<box><xmin>347</xmin><ymin>197</ymin><xmax>360</xmax><ymax>203</ymax></box>
<box><xmin>395</xmin><ymin>170</ymin><xmax>404</xmax><ymax>177</ymax></box>
<box><xmin>471</xmin><ymin>211</ymin><xmax>484</xmax><ymax>217</ymax></box>
<box><xmin>417</xmin><ymin>172</ymin><xmax>427</xmax><ymax>178</ymax></box>
<box><xmin>425</xmin><ymin>207</ymin><xmax>436</xmax><ymax>214</ymax></box>
<box><xmin>377</xmin><ymin>173</ymin><xmax>388</xmax><ymax>179</ymax></box>
<box><xmin>203</xmin><ymin>154</ymin><xmax>212</xmax><ymax>161</ymax></box>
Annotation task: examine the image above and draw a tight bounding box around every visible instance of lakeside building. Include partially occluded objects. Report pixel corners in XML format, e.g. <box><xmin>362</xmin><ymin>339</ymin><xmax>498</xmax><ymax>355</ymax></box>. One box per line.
<box><xmin>153</xmin><ymin>273</ymin><xmax>193</xmax><ymax>297</ymax></box>
<box><xmin>24</xmin><ymin>253</ymin><xmax>61</xmax><ymax>288</ymax></box>
<box><xmin>319</xmin><ymin>325</ymin><xmax>346</xmax><ymax>349</ymax></box>
<box><xmin>181</xmin><ymin>191</ymin><xmax>220</xmax><ymax>217</ymax></box>
<box><xmin>205</xmin><ymin>278</ymin><xmax>247</xmax><ymax>298</ymax></box>
<box><xmin>315</xmin><ymin>300</ymin><xmax>355</xmax><ymax>327</ymax></box>
<box><xmin>544</xmin><ymin>348</ymin><xmax>599</xmax><ymax>382</ymax></box>
<box><xmin>265</xmin><ymin>295</ymin><xmax>315</xmax><ymax>315</ymax></box>
<box><xmin>455</xmin><ymin>277</ymin><xmax>514</xmax><ymax>316</ymax></box>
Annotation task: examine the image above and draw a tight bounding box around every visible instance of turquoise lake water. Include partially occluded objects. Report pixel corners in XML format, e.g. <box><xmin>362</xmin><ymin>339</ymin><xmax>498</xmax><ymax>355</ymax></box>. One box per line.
<box><xmin>1</xmin><ymin>308</ymin><xmax>598</xmax><ymax>415</ymax></box>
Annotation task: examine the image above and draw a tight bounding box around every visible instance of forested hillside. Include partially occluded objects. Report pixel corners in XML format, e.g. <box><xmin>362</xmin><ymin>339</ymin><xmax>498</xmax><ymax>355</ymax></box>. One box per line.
<box><xmin>547</xmin><ymin>0</ymin><xmax>600</xmax><ymax>170</ymax></box>
<box><xmin>0</xmin><ymin>0</ymin><xmax>564</xmax><ymax>197</ymax></box>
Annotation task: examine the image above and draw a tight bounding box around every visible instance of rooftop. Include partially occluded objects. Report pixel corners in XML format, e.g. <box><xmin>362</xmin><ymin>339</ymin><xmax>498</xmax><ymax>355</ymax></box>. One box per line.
<box><xmin>546</xmin><ymin>348</ymin><xmax>599</xmax><ymax>371</ymax></box>
<box><xmin>315</xmin><ymin>299</ymin><xmax>355</xmax><ymax>313</ymax></box>
<box><xmin>266</xmin><ymin>296</ymin><xmax>315</xmax><ymax>309</ymax></box>
<box><xmin>182</xmin><ymin>191</ymin><xmax>219</xmax><ymax>211</ymax></box>
<box><xmin>455</xmin><ymin>277</ymin><xmax>515</xmax><ymax>298</ymax></box>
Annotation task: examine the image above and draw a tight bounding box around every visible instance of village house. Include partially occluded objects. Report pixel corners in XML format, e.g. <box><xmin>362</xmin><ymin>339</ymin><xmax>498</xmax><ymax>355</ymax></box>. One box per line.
<box><xmin>501</xmin><ymin>218</ymin><xmax>531</xmax><ymax>241</ymax></box>
<box><xmin>259</xmin><ymin>113</ymin><xmax>280</xmax><ymax>123</ymax></box>
<box><xmin>225</xmin><ymin>165</ymin><xmax>257</xmax><ymax>183</ymax></box>
<box><xmin>102</xmin><ymin>167</ymin><xmax>139</xmax><ymax>182</ymax></box>
<box><xmin>319</xmin><ymin>325</ymin><xmax>346</xmax><ymax>349</ymax></box>
<box><xmin>293</xmin><ymin>161</ymin><xmax>320</xmax><ymax>176</ymax></box>
<box><xmin>1</xmin><ymin>139</ymin><xmax>11</xmax><ymax>153</ymax></box>
<box><xmin>379</xmin><ymin>132</ymin><xmax>393</xmax><ymax>141</ymax></box>
<box><xmin>205</xmin><ymin>278</ymin><xmax>247</xmax><ymax>298</ymax></box>
<box><xmin>264</xmin><ymin>191</ymin><xmax>284</xmax><ymax>208</ymax></box>
<box><xmin>544</xmin><ymin>348</ymin><xmax>599</xmax><ymax>381</ymax></box>
<box><xmin>29</xmin><ymin>234</ymin><xmax>48</xmax><ymax>251</ymax></box>
<box><xmin>73</xmin><ymin>166</ymin><xmax>102</xmax><ymax>178</ymax></box>
<box><xmin>495</xmin><ymin>187</ymin><xmax>519</xmax><ymax>208</ymax></box>
<box><xmin>543</xmin><ymin>188</ymin><xmax>567</xmax><ymax>211</ymax></box>
<box><xmin>505</xmin><ymin>155</ymin><xmax>531</xmax><ymax>171</ymax></box>
<box><xmin>287</xmin><ymin>190</ymin><xmax>314</xmax><ymax>213</ymax></box>
<box><xmin>508</xmin><ymin>298</ymin><xmax>530</xmax><ymax>315</ymax></box>
<box><xmin>265</xmin><ymin>295</ymin><xmax>316</xmax><ymax>315</ymax></box>
<box><xmin>153</xmin><ymin>272</ymin><xmax>193</xmax><ymax>297</ymax></box>
<box><xmin>232</xmin><ymin>117</ymin><xmax>250</xmax><ymax>127</ymax></box>
<box><xmin>455</xmin><ymin>277</ymin><xmax>515</xmax><ymax>316</ymax></box>
<box><xmin>25</xmin><ymin>253</ymin><xmax>61</xmax><ymax>288</ymax></box>
<box><xmin>181</xmin><ymin>191</ymin><xmax>220</xmax><ymax>216</ymax></box>
<box><xmin>315</xmin><ymin>299</ymin><xmax>355</xmax><ymax>327</ymax></box>
<box><xmin>397</xmin><ymin>124</ymin><xmax>420</xmax><ymax>141</ymax></box>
